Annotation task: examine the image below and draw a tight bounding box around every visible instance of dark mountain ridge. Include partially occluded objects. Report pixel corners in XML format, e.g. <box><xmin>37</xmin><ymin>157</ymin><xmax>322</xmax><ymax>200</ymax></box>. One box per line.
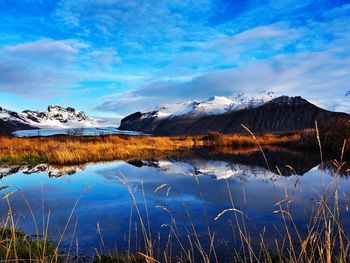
<box><xmin>119</xmin><ymin>96</ymin><xmax>350</xmax><ymax>135</ymax></box>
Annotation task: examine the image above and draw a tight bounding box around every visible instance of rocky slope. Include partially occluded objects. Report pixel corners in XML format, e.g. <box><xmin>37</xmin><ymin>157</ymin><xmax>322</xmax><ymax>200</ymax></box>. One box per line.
<box><xmin>119</xmin><ymin>95</ymin><xmax>350</xmax><ymax>135</ymax></box>
<box><xmin>0</xmin><ymin>107</ymin><xmax>34</xmax><ymax>134</ymax></box>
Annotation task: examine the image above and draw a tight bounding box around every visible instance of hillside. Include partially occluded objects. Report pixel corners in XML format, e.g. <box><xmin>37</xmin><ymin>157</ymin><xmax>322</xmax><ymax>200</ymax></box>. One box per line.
<box><xmin>119</xmin><ymin>96</ymin><xmax>350</xmax><ymax>135</ymax></box>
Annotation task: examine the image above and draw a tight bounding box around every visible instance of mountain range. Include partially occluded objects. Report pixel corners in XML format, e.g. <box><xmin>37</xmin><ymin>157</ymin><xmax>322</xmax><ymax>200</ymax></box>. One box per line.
<box><xmin>119</xmin><ymin>94</ymin><xmax>350</xmax><ymax>135</ymax></box>
<box><xmin>0</xmin><ymin>105</ymin><xmax>113</xmax><ymax>135</ymax></box>
<box><xmin>1</xmin><ymin>93</ymin><xmax>349</xmax><ymax>136</ymax></box>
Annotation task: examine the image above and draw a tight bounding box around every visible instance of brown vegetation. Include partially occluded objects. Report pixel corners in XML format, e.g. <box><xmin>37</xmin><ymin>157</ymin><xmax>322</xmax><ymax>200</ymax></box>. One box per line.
<box><xmin>0</xmin><ymin>135</ymin><xmax>195</xmax><ymax>165</ymax></box>
<box><xmin>202</xmin><ymin>131</ymin><xmax>301</xmax><ymax>147</ymax></box>
<box><xmin>0</xmin><ymin>132</ymin><xmax>304</xmax><ymax>165</ymax></box>
<box><xmin>0</xmin><ymin>119</ymin><xmax>349</xmax><ymax>166</ymax></box>
<box><xmin>299</xmin><ymin>119</ymin><xmax>350</xmax><ymax>154</ymax></box>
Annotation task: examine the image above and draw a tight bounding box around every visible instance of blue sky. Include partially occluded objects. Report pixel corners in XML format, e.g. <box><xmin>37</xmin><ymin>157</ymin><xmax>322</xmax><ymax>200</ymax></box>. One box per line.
<box><xmin>0</xmin><ymin>0</ymin><xmax>350</xmax><ymax>117</ymax></box>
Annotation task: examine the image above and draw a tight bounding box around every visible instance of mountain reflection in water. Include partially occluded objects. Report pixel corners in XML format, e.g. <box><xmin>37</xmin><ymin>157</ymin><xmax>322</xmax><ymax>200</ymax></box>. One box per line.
<box><xmin>0</xmin><ymin>147</ymin><xmax>325</xmax><ymax>179</ymax></box>
<box><xmin>0</xmin><ymin>147</ymin><xmax>349</xmax><ymax>257</ymax></box>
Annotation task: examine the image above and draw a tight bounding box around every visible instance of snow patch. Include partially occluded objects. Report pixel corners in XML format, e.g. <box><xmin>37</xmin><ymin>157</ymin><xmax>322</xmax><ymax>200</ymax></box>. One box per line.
<box><xmin>141</xmin><ymin>91</ymin><xmax>276</xmax><ymax>120</ymax></box>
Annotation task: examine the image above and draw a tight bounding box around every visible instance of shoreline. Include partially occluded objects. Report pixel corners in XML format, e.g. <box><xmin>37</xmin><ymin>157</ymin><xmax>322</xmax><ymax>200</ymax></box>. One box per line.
<box><xmin>0</xmin><ymin>131</ymin><xmax>324</xmax><ymax>166</ymax></box>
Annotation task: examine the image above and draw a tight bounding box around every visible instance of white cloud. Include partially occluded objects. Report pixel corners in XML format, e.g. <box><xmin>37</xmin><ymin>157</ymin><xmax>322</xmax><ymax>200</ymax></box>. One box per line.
<box><xmin>96</xmin><ymin>47</ymin><xmax>350</xmax><ymax>114</ymax></box>
<box><xmin>5</xmin><ymin>39</ymin><xmax>76</xmax><ymax>54</ymax></box>
<box><xmin>0</xmin><ymin>39</ymin><xmax>87</xmax><ymax>96</ymax></box>
<box><xmin>0</xmin><ymin>38</ymin><xmax>142</xmax><ymax>97</ymax></box>
<box><xmin>316</xmin><ymin>98</ymin><xmax>350</xmax><ymax>114</ymax></box>
<box><xmin>232</xmin><ymin>23</ymin><xmax>298</xmax><ymax>41</ymax></box>
<box><xmin>2</xmin><ymin>39</ymin><xmax>87</xmax><ymax>66</ymax></box>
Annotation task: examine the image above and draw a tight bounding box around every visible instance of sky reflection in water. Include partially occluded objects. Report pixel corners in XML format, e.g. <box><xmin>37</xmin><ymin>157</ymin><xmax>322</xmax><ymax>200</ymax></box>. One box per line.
<box><xmin>0</xmin><ymin>151</ymin><xmax>349</xmax><ymax>256</ymax></box>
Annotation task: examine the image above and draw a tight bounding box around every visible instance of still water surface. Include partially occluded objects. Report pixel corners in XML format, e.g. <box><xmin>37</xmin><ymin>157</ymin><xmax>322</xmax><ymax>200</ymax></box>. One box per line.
<box><xmin>0</xmin><ymin>148</ymin><xmax>349</xmax><ymax>256</ymax></box>
<box><xmin>12</xmin><ymin>127</ymin><xmax>142</xmax><ymax>137</ymax></box>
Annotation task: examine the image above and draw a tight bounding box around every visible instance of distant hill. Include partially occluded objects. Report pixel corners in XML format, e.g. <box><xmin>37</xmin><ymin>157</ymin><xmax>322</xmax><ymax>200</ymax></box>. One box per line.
<box><xmin>119</xmin><ymin>95</ymin><xmax>350</xmax><ymax>135</ymax></box>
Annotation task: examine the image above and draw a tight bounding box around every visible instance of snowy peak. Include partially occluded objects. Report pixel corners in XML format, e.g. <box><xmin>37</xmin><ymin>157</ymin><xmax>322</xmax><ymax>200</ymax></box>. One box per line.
<box><xmin>153</xmin><ymin>96</ymin><xmax>234</xmax><ymax>119</ymax></box>
<box><xmin>20</xmin><ymin>105</ymin><xmax>95</xmax><ymax>128</ymax></box>
<box><xmin>46</xmin><ymin>105</ymin><xmax>87</xmax><ymax>119</ymax></box>
<box><xmin>191</xmin><ymin>96</ymin><xmax>234</xmax><ymax>116</ymax></box>
<box><xmin>142</xmin><ymin>91</ymin><xmax>276</xmax><ymax>120</ymax></box>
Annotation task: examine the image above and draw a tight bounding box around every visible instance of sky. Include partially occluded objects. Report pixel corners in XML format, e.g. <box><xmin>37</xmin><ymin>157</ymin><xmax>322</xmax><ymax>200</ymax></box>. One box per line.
<box><xmin>0</xmin><ymin>0</ymin><xmax>350</xmax><ymax>117</ymax></box>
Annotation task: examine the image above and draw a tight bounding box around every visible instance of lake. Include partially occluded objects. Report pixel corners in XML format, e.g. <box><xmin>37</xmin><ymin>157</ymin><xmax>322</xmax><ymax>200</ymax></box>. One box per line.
<box><xmin>0</xmin><ymin>148</ymin><xmax>349</xmax><ymax>260</ymax></box>
<box><xmin>12</xmin><ymin>127</ymin><xmax>143</xmax><ymax>137</ymax></box>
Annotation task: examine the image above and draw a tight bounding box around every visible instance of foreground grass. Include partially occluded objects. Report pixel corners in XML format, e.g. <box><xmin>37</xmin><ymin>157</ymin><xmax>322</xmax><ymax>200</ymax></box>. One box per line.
<box><xmin>0</xmin><ymin>227</ymin><xmax>57</xmax><ymax>262</ymax></box>
<box><xmin>1</xmin><ymin>159</ymin><xmax>349</xmax><ymax>263</ymax></box>
<box><xmin>0</xmin><ymin>132</ymin><xmax>302</xmax><ymax>165</ymax></box>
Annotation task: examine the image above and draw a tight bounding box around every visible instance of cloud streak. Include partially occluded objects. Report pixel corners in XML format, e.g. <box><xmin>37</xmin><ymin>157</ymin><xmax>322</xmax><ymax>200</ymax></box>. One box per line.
<box><xmin>0</xmin><ymin>39</ymin><xmax>86</xmax><ymax>96</ymax></box>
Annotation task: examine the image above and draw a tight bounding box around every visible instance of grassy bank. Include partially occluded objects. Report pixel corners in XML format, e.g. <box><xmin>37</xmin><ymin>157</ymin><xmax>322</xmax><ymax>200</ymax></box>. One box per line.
<box><xmin>0</xmin><ymin>119</ymin><xmax>349</xmax><ymax>165</ymax></box>
<box><xmin>0</xmin><ymin>132</ymin><xmax>302</xmax><ymax>165</ymax></box>
<box><xmin>0</xmin><ymin>135</ymin><xmax>195</xmax><ymax>165</ymax></box>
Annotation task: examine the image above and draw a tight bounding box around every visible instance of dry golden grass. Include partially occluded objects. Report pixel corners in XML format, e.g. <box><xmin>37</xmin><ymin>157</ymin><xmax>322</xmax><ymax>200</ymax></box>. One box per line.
<box><xmin>0</xmin><ymin>132</ymin><xmax>302</xmax><ymax>165</ymax></box>
<box><xmin>0</xmin><ymin>135</ymin><xmax>196</xmax><ymax>165</ymax></box>
<box><xmin>202</xmin><ymin>131</ymin><xmax>301</xmax><ymax>147</ymax></box>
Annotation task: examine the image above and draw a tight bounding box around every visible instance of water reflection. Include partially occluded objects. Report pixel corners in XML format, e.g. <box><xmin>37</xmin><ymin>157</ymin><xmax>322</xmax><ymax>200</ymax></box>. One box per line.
<box><xmin>0</xmin><ymin>148</ymin><xmax>349</xmax><ymax>258</ymax></box>
<box><xmin>0</xmin><ymin>147</ymin><xmax>322</xmax><ymax>179</ymax></box>
<box><xmin>194</xmin><ymin>146</ymin><xmax>322</xmax><ymax>175</ymax></box>
<box><xmin>0</xmin><ymin>163</ymin><xmax>87</xmax><ymax>178</ymax></box>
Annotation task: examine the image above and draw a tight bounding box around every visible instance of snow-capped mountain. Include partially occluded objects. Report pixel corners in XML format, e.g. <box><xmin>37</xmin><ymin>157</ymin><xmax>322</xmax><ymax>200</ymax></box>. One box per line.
<box><xmin>142</xmin><ymin>91</ymin><xmax>276</xmax><ymax>119</ymax></box>
<box><xmin>119</xmin><ymin>94</ymin><xmax>350</xmax><ymax>135</ymax></box>
<box><xmin>0</xmin><ymin>163</ymin><xmax>87</xmax><ymax>178</ymax></box>
<box><xmin>0</xmin><ymin>105</ymin><xmax>116</xmax><ymax>133</ymax></box>
<box><xmin>130</xmin><ymin>158</ymin><xmax>280</xmax><ymax>182</ymax></box>
<box><xmin>20</xmin><ymin>105</ymin><xmax>99</xmax><ymax>128</ymax></box>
